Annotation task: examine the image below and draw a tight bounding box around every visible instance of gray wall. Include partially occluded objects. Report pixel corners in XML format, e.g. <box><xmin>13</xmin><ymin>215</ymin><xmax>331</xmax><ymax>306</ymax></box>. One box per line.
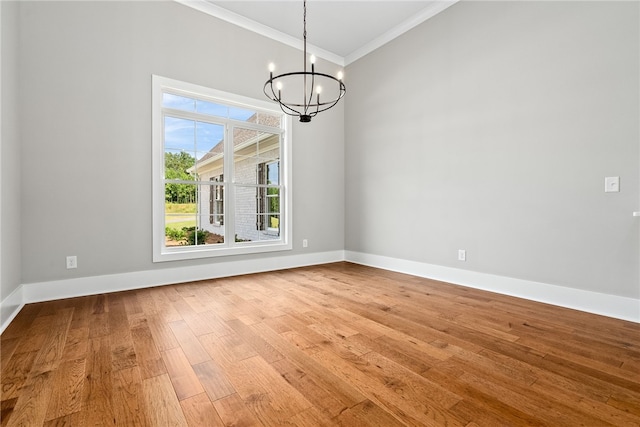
<box><xmin>1</xmin><ymin>1</ymin><xmax>22</xmax><ymax>301</ymax></box>
<box><xmin>5</xmin><ymin>0</ymin><xmax>638</xmax><ymax>304</ymax></box>
<box><xmin>15</xmin><ymin>1</ymin><xmax>344</xmax><ymax>284</ymax></box>
<box><xmin>345</xmin><ymin>1</ymin><xmax>639</xmax><ymax>298</ymax></box>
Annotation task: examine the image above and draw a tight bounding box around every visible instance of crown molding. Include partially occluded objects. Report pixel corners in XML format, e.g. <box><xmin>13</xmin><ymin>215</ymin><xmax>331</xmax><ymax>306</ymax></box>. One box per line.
<box><xmin>175</xmin><ymin>0</ymin><xmax>459</xmax><ymax>67</ymax></box>
<box><xmin>175</xmin><ymin>0</ymin><xmax>345</xmax><ymax>66</ymax></box>
<box><xmin>344</xmin><ymin>0</ymin><xmax>459</xmax><ymax>65</ymax></box>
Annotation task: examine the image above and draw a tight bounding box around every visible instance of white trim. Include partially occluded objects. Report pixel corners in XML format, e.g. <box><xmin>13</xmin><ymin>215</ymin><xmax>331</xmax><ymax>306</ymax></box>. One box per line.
<box><xmin>174</xmin><ymin>0</ymin><xmax>344</xmax><ymax>66</ymax></box>
<box><xmin>344</xmin><ymin>0</ymin><xmax>459</xmax><ymax>65</ymax></box>
<box><xmin>3</xmin><ymin>250</ymin><xmax>637</xmax><ymax>334</ymax></box>
<box><xmin>0</xmin><ymin>286</ymin><xmax>24</xmax><ymax>334</ymax></box>
<box><xmin>24</xmin><ymin>250</ymin><xmax>344</xmax><ymax>303</ymax></box>
<box><xmin>345</xmin><ymin>251</ymin><xmax>640</xmax><ymax>323</ymax></box>
<box><xmin>0</xmin><ymin>250</ymin><xmax>344</xmax><ymax>334</ymax></box>
<box><xmin>174</xmin><ymin>0</ymin><xmax>459</xmax><ymax>67</ymax></box>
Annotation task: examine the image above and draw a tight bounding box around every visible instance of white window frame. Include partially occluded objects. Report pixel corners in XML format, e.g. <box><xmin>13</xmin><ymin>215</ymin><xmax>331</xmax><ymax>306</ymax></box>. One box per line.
<box><xmin>152</xmin><ymin>75</ymin><xmax>292</xmax><ymax>262</ymax></box>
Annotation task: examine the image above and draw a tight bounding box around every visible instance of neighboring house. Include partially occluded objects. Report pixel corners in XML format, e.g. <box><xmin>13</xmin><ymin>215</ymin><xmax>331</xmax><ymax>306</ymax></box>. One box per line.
<box><xmin>189</xmin><ymin>114</ymin><xmax>282</xmax><ymax>243</ymax></box>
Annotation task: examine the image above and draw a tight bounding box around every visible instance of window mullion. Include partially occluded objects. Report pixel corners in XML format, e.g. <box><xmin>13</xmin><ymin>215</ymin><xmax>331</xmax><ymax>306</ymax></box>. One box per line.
<box><xmin>224</xmin><ymin>124</ymin><xmax>236</xmax><ymax>247</ymax></box>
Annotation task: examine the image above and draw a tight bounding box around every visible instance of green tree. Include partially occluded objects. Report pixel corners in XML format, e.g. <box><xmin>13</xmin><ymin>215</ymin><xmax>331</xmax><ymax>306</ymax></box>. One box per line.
<box><xmin>165</xmin><ymin>152</ymin><xmax>196</xmax><ymax>203</ymax></box>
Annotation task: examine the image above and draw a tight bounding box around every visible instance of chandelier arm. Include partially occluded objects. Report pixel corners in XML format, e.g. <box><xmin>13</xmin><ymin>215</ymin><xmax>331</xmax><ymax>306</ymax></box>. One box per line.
<box><xmin>312</xmin><ymin>81</ymin><xmax>346</xmax><ymax>113</ymax></box>
<box><xmin>264</xmin><ymin>80</ymin><xmax>303</xmax><ymax>117</ymax></box>
<box><xmin>264</xmin><ymin>80</ymin><xmax>279</xmax><ymax>103</ymax></box>
<box><xmin>306</xmin><ymin>68</ymin><xmax>316</xmax><ymax>114</ymax></box>
<box><xmin>266</xmin><ymin>72</ymin><xmax>344</xmax><ymax>107</ymax></box>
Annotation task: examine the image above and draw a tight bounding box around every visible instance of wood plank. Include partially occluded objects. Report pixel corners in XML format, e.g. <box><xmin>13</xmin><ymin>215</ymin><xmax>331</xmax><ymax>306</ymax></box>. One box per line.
<box><xmin>162</xmin><ymin>347</ymin><xmax>205</xmax><ymax>401</ymax></box>
<box><xmin>191</xmin><ymin>360</ymin><xmax>236</xmax><ymax>401</ymax></box>
<box><xmin>130</xmin><ymin>322</ymin><xmax>166</xmax><ymax>380</ymax></box>
<box><xmin>311</xmin><ymin>349</ymin><xmax>464</xmax><ymax>427</ymax></box>
<box><xmin>225</xmin><ymin>355</ymin><xmax>313</xmax><ymax>424</ymax></box>
<box><xmin>250</xmin><ymin>322</ymin><xmax>365</xmax><ymax>413</ymax></box>
<box><xmin>211</xmin><ymin>393</ymin><xmax>261</xmax><ymax>427</ymax></box>
<box><xmin>168</xmin><ymin>320</ymin><xmax>210</xmax><ymax>365</ymax></box>
<box><xmin>147</xmin><ymin>314</ymin><xmax>179</xmax><ymax>352</ymax></box>
<box><xmin>179</xmin><ymin>393</ymin><xmax>225</xmax><ymax>427</ymax></box>
<box><xmin>1</xmin><ymin>262</ymin><xmax>639</xmax><ymax>427</ymax></box>
<box><xmin>0</xmin><ymin>351</ymin><xmax>38</xmax><ymax>401</ymax></box>
<box><xmin>0</xmin><ymin>398</ymin><xmax>18</xmax><ymax>427</ymax></box>
<box><xmin>42</xmin><ymin>410</ymin><xmax>87</xmax><ymax>427</ymax></box>
<box><xmin>111</xmin><ymin>367</ymin><xmax>150</xmax><ymax>427</ymax></box>
<box><xmin>43</xmin><ymin>358</ymin><xmax>85</xmax><ymax>422</ymax></box>
<box><xmin>4</xmin><ymin>370</ymin><xmax>55</xmax><ymax>427</ymax></box>
<box><xmin>31</xmin><ymin>309</ymin><xmax>73</xmax><ymax>376</ymax></box>
<box><xmin>141</xmin><ymin>374</ymin><xmax>188</xmax><ymax>426</ymax></box>
<box><xmin>270</xmin><ymin>357</ymin><xmax>353</xmax><ymax>419</ymax></box>
<box><xmin>82</xmin><ymin>336</ymin><xmax>115</xmax><ymax>426</ymax></box>
<box><xmin>333</xmin><ymin>399</ymin><xmax>406</xmax><ymax>427</ymax></box>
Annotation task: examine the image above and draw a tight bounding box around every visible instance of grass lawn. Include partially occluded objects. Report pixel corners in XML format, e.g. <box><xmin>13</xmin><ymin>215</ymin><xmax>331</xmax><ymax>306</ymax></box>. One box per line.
<box><xmin>165</xmin><ymin>203</ymin><xmax>196</xmax><ymax>230</ymax></box>
<box><xmin>166</xmin><ymin>202</ymin><xmax>196</xmax><ymax>214</ymax></box>
<box><xmin>166</xmin><ymin>219</ymin><xmax>196</xmax><ymax>230</ymax></box>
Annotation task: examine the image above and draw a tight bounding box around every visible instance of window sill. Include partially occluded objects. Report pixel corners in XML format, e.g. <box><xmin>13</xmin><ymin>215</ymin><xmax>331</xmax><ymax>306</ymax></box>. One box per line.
<box><xmin>153</xmin><ymin>240</ymin><xmax>292</xmax><ymax>263</ymax></box>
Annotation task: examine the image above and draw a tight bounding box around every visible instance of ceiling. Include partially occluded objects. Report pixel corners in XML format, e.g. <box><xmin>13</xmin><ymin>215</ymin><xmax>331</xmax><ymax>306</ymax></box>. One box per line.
<box><xmin>178</xmin><ymin>0</ymin><xmax>458</xmax><ymax>66</ymax></box>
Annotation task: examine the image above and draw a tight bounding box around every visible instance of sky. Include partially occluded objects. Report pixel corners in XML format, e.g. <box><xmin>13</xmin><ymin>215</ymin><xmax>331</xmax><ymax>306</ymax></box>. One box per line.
<box><xmin>163</xmin><ymin>93</ymin><xmax>255</xmax><ymax>160</ymax></box>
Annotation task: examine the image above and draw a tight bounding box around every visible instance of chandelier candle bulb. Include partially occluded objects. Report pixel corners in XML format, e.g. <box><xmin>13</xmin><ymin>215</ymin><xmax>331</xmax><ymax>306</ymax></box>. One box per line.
<box><xmin>310</xmin><ymin>54</ymin><xmax>316</xmax><ymax>64</ymax></box>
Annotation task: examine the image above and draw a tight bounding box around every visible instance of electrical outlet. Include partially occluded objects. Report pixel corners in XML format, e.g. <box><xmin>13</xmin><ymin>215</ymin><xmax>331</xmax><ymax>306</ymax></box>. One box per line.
<box><xmin>604</xmin><ymin>176</ymin><xmax>620</xmax><ymax>193</ymax></box>
<box><xmin>302</xmin><ymin>239</ymin><xmax>308</xmax><ymax>248</ymax></box>
<box><xmin>458</xmin><ymin>250</ymin><xmax>466</xmax><ymax>261</ymax></box>
<box><xmin>66</xmin><ymin>256</ymin><xmax>77</xmax><ymax>269</ymax></box>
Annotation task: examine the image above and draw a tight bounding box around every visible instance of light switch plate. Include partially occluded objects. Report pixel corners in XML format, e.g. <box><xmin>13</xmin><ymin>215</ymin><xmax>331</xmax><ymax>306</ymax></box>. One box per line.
<box><xmin>604</xmin><ymin>176</ymin><xmax>619</xmax><ymax>193</ymax></box>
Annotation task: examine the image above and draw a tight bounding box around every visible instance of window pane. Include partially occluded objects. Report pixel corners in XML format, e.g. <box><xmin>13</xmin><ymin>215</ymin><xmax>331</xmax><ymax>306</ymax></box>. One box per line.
<box><xmin>194</xmin><ymin>214</ymin><xmax>225</xmax><ymax>245</ymax></box>
<box><xmin>256</xmin><ymin>112</ymin><xmax>282</xmax><ymax>127</ymax></box>
<box><xmin>233</xmin><ymin>129</ymin><xmax>280</xmax><ymax>185</ymax></box>
<box><xmin>165</xmin><ymin>191</ymin><xmax>196</xmax><ymax>246</ymax></box>
<box><xmin>235</xmin><ymin>184</ymin><xmax>281</xmax><ymax>242</ymax></box>
<box><xmin>164</xmin><ymin>182</ymin><xmax>197</xmax><ymax>204</ymax></box>
<box><xmin>229</xmin><ymin>106</ymin><xmax>255</xmax><ymax>121</ymax></box>
<box><xmin>196</xmin><ymin>100</ymin><xmax>228</xmax><ymax>117</ymax></box>
<box><xmin>164</xmin><ymin>150</ymin><xmax>197</xmax><ymax>181</ymax></box>
<box><xmin>235</xmin><ymin>184</ymin><xmax>257</xmax><ymax>242</ymax></box>
<box><xmin>165</xmin><ymin>116</ymin><xmax>195</xmax><ymax>155</ymax></box>
<box><xmin>163</xmin><ymin>93</ymin><xmax>195</xmax><ymax>112</ymax></box>
<box><xmin>267</xmin><ymin>191</ymin><xmax>280</xmax><ymax>213</ymax></box>
<box><xmin>266</xmin><ymin>162</ymin><xmax>279</xmax><ymax>185</ymax></box>
<box><xmin>164</xmin><ymin>183</ymin><xmax>225</xmax><ymax>247</ymax></box>
<box><xmin>199</xmin><ymin>181</ymin><xmax>225</xmax><ymax>244</ymax></box>
<box><xmin>266</xmin><ymin>214</ymin><xmax>280</xmax><ymax>231</ymax></box>
<box><xmin>194</xmin><ymin>121</ymin><xmax>224</xmax><ymax>175</ymax></box>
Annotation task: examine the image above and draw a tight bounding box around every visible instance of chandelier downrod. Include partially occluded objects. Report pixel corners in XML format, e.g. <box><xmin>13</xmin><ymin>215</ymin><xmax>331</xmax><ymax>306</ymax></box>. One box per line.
<box><xmin>264</xmin><ymin>0</ymin><xmax>346</xmax><ymax>123</ymax></box>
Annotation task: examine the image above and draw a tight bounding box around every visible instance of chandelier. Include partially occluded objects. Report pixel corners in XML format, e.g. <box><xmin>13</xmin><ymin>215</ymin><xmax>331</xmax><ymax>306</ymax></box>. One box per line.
<box><xmin>263</xmin><ymin>0</ymin><xmax>346</xmax><ymax>123</ymax></box>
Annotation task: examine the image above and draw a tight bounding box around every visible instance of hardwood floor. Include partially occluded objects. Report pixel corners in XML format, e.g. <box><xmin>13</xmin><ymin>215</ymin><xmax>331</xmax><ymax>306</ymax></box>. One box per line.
<box><xmin>1</xmin><ymin>262</ymin><xmax>639</xmax><ymax>426</ymax></box>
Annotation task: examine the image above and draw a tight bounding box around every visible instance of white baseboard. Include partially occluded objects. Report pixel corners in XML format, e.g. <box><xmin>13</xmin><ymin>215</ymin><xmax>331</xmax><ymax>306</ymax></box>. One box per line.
<box><xmin>0</xmin><ymin>285</ymin><xmax>24</xmax><ymax>333</ymax></box>
<box><xmin>0</xmin><ymin>250</ymin><xmax>345</xmax><ymax>334</ymax></box>
<box><xmin>345</xmin><ymin>251</ymin><xmax>640</xmax><ymax>323</ymax></box>
<box><xmin>2</xmin><ymin>249</ymin><xmax>637</xmax><ymax>334</ymax></box>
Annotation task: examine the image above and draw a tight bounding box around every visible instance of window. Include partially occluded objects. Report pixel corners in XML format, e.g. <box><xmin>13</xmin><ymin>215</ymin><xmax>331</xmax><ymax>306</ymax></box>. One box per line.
<box><xmin>152</xmin><ymin>76</ymin><xmax>291</xmax><ymax>262</ymax></box>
